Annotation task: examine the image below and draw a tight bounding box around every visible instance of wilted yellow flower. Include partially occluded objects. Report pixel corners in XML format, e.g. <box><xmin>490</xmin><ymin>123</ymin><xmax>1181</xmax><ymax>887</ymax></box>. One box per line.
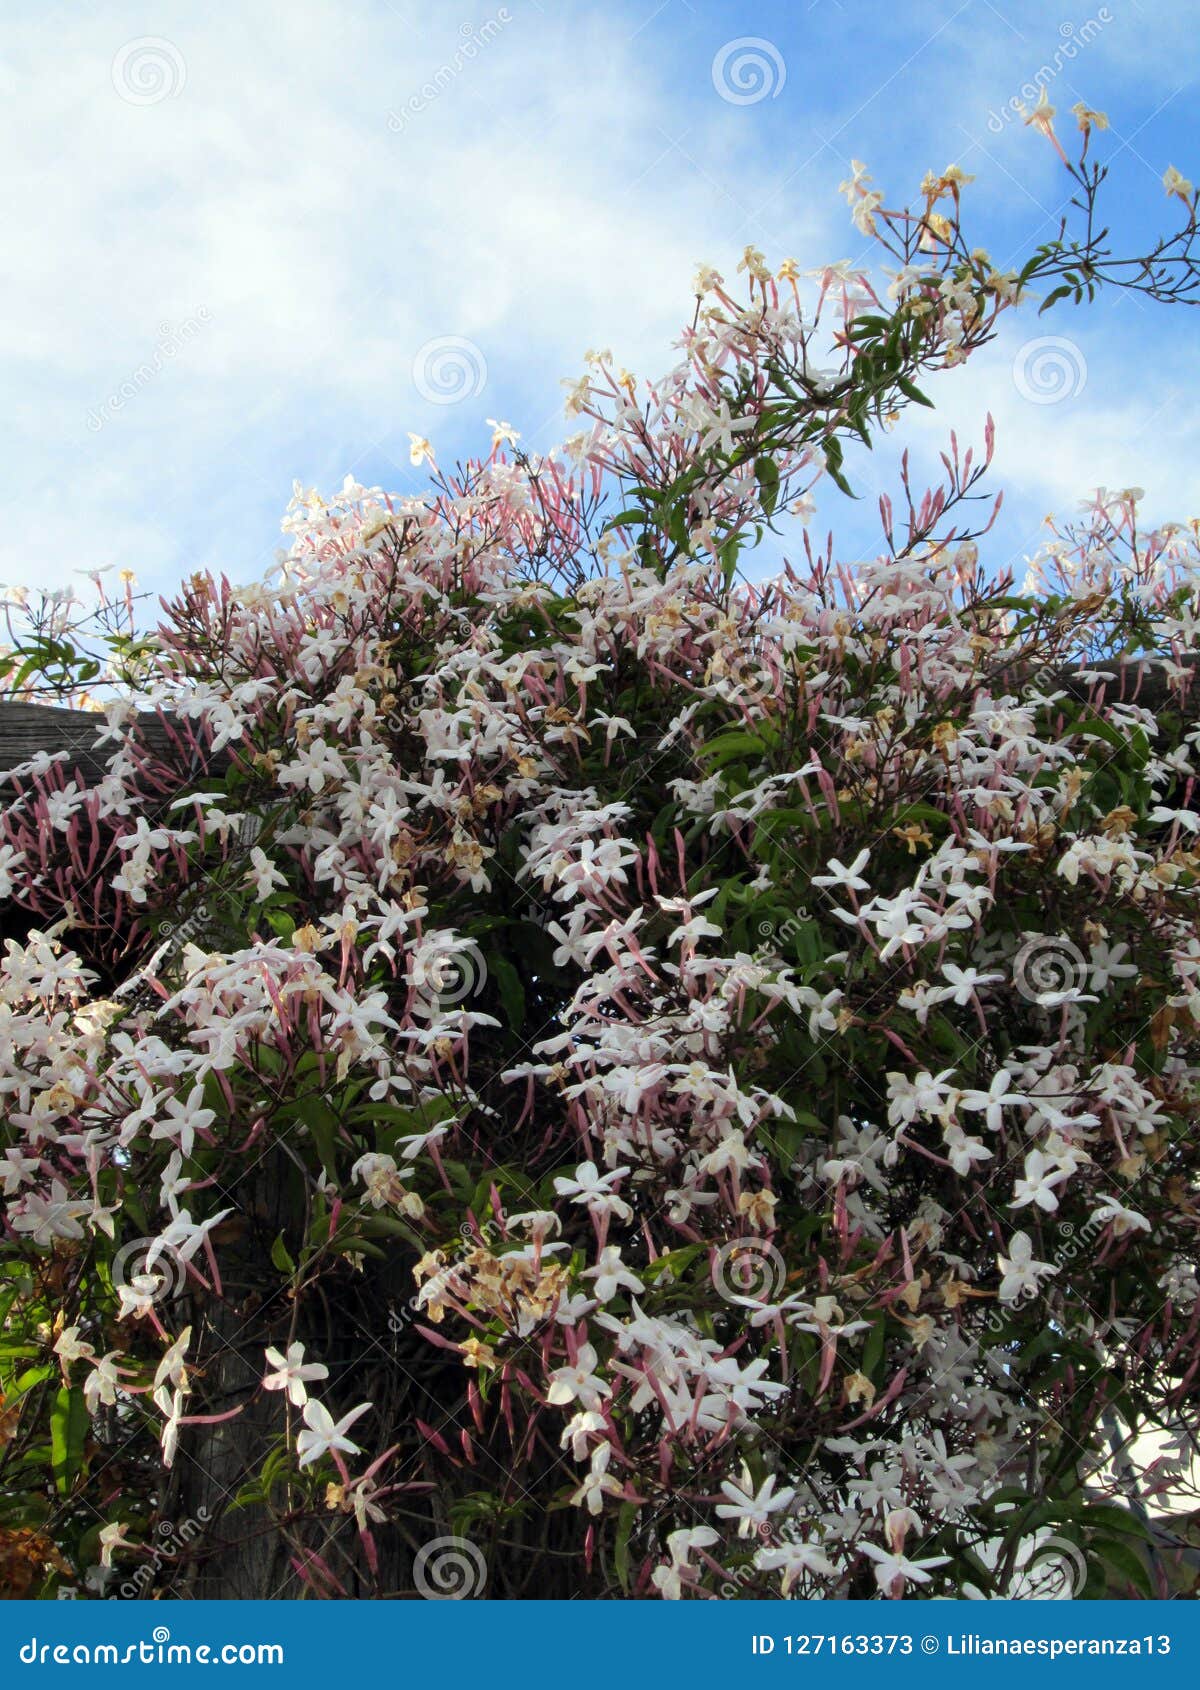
<box><xmin>893</xmin><ymin>823</ymin><xmax>933</xmax><ymax>855</ymax></box>
<box><xmin>1022</xmin><ymin>87</ymin><xmax>1055</xmax><ymax>130</ymax></box>
<box><xmin>737</xmin><ymin>245</ymin><xmax>770</xmax><ymax>282</ymax></box>
<box><xmin>1071</xmin><ymin>102</ymin><xmax>1108</xmax><ymax>133</ymax></box>
<box><xmin>844</xmin><ymin>1371</ymin><xmax>877</xmax><ymax>1407</ymax></box>
<box><xmin>922</xmin><ymin>165</ymin><xmax>975</xmax><ymax>201</ymax></box>
<box><xmin>460</xmin><ymin>1337</ymin><xmax>499</xmax><ymax>1370</ymax></box>
<box><xmin>931</xmin><ymin>720</ymin><xmax>959</xmax><ymax>752</ymax></box>
<box><xmin>1164</xmin><ymin>165</ymin><xmax>1194</xmax><ymax>203</ymax></box>
<box><xmin>736</xmin><ymin>1188</ymin><xmax>778</xmax><ymax>1232</ymax></box>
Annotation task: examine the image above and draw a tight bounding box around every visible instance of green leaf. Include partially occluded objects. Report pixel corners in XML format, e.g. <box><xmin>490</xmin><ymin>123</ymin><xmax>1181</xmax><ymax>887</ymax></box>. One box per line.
<box><xmin>822</xmin><ymin>435</ymin><xmax>856</xmax><ymax>497</ymax></box>
<box><xmin>1075</xmin><ymin>1502</ymin><xmax>1151</xmax><ymax>1539</ymax></box>
<box><xmin>754</xmin><ymin>456</ymin><xmax>780</xmax><ymax>517</ymax></box>
<box><xmin>896</xmin><ymin>375</ymin><xmax>934</xmax><ymax>408</ymax></box>
<box><xmin>697</xmin><ymin>731</ymin><xmax>768</xmax><ymax>767</ymax></box>
<box><xmin>641</xmin><ymin>1244</ymin><xmax>704</xmax><ymax>1281</ymax></box>
<box><xmin>861</xmin><ymin>1315</ymin><xmax>887</xmax><ymax>1381</ymax></box>
<box><xmin>845</xmin><ymin>313</ymin><xmax>890</xmax><ymax>338</ymax></box>
<box><xmin>289</xmin><ymin>1097</ymin><xmax>340</xmax><ymax>1178</ymax></box>
<box><xmin>614</xmin><ymin>1500</ymin><xmax>639</xmax><ymax>1594</ymax></box>
<box><xmin>489</xmin><ymin>952</ymin><xmax>526</xmax><ymax>1033</ymax></box>
<box><xmin>602</xmin><ymin>508</ymin><xmax>650</xmax><ymax>533</ymax></box>
<box><xmin>1038</xmin><ymin>283</ymin><xmax>1076</xmax><ymax>315</ymax></box>
<box><xmin>1076</xmin><ymin>714</ymin><xmax>1128</xmax><ymax>754</ymax></box>
<box><xmin>1092</xmin><ymin>1535</ymin><xmax>1153</xmax><ymax>1597</ymax></box>
<box><xmin>266</xmin><ymin>910</ymin><xmax>296</xmax><ymax>943</ymax></box>
<box><xmin>270</xmin><ymin>1233</ymin><xmax>296</xmax><ymax>1276</ymax></box>
<box><xmin>718</xmin><ymin>535</ymin><xmax>743</xmax><ymax>588</ymax></box>
<box><xmin>50</xmin><ymin>1387</ymin><xmax>88</xmax><ymax>1496</ymax></box>
<box><xmin>14</xmin><ymin>1364</ymin><xmax>54</xmax><ymax>1396</ymax></box>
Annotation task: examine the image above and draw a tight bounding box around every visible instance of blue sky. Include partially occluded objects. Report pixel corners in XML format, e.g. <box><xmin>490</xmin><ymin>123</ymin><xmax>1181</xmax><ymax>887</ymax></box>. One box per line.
<box><xmin>4</xmin><ymin>0</ymin><xmax>1198</xmax><ymax>602</ymax></box>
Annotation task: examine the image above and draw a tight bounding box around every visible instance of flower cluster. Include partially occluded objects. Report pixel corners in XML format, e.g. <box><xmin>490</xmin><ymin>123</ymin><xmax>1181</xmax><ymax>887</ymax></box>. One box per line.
<box><xmin>2</xmin><ymin>129</ymin><xmax>1200</xmax><ymax>1599</ymax></box>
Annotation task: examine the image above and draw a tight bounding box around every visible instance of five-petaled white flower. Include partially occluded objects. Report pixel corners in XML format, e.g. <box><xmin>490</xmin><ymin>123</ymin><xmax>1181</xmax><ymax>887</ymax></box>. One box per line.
<box><xmin>997</xmin><ymin>1232</ymin><xmax>1058</xmax><ymax>1305</ymax></box>
<box><xmin>263</xmin><ymin>1341</ymin><xmax>330</xmax><ymax>1407</ymax></box>
<box><xmin>812</xmin><ymin>848</ymin><xmax>871</xmax><ymax>893</ymax></box>
<box><xmin>582</xmin><ymin>1246</ymin><xmax>645</xmax><ymax>1303</ymax></box>
<box><xmin>859</xmin><ymin>1541</ymin><xmax>949</xmax><ymax>1596</ymax></box>
<box><xmin>546</xmin><ymin>1343</ymin><xmax>611</xmax><ymax>1410</ymax></box>
<box><xmin>552</xmin><ymin>1160</ymin><xmax>632</xmax><ymax>1222</ymax></box>
<box><xmin>1010</xmin><ymin>1149</ymin><xmax>1069</xmax><ymax>1213</ymax></box>
<box><xmin>295</xmin><ymin>1398</ymin><xmax>372</xmax><ymax>1468</ymax></box>
<box><xmin>715</xmin><ymin>1472</ymin><xmax>796</xmax><ymax>1538</ymax></box>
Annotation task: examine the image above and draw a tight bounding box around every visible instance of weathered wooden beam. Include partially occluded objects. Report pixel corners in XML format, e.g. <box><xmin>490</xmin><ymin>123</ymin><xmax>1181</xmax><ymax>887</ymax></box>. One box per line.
<box><xmin>0</xmin><ymin>703</ymin><xmax>230</xmax><ymax>786</ymax></box>
<box><xmin>1042</xmin><ymin>654</ymin><xmax>1200</xmax><ymax>715</ymax></box>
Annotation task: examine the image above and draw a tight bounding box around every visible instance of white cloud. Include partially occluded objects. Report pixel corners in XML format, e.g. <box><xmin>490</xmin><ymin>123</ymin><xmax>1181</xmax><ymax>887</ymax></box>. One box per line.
<box><xmin>0</xmin><ymin>0</ymin><xmax>833</xmax><ymax>593</ymax></box>
<box><xmin>4</xmin><ymin>0</ymin><xmax>1196</xmax><ymax>602</ymax></box>
<box><xmin>903</xmin><ymin>312</ymin><xmax>1200</xmax><ymax>559</ymax></box>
